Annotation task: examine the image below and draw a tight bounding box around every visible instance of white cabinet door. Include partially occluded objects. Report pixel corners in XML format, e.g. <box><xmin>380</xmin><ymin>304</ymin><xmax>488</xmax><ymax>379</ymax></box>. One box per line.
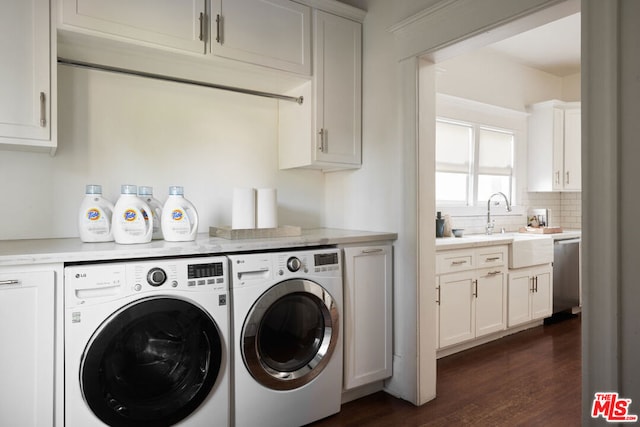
<box><xmin>475</xmin><ymin>269</ymin><xmax>506</xmax><ymax>337</ymax></box>
<box><xmin>530</xmin><ymin>266</ymin><xmax>553</xmax><ymax>320</ymax></box>
<box><xmin>212</xmin><ymin>0</ymin><xmax>311</xmax><ymax>74</ymax></box>
<box><xmin>438</xmin><ymin>271</ymin><xmax>475</xmax><ymax>348</ymax></box>
<box><xmin>343</xmin><ymin>245</ymin><xmax>393</xmax><ymax>390</ymax></box>
<box><xmin>563</xmin><ymin>107</ymin><xmax>581</xmax><ymax>191</ymax></box>
<box><xmin>61</xmin><ymin>0</ymin><xmax>207</xmax><ymax>53</ymax></box>
<box><xmin>0</xmin><ymin>0</ymin><xmax>55</xmax><ymax>151</ymax></box>
<box><xmin>527</xmin><ymin>100</ymin><xmax>581</xmax><ymax>192</ymax></box>
<box><xmin>314</xmin><ymin>10</ymin><xmax>362</xmax><ymax>166</ymax></box>
<box><xmin>0</xmin><ymin>269</ymin><xmax>55</xmax><ymax>427</ymax></box>
<box><xmin>507</xmin><ymin>269</ymin><xmax>532</xmax><ymax>327</ymax></box>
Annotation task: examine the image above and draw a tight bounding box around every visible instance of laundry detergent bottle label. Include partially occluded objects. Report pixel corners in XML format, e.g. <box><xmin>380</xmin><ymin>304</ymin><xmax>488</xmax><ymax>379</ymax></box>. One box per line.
<box><xmin>112</xmin><ymin>185</ymin><xmax>153</xmax><ymax>244</ymax></box>
<box><xmin>78</xmin><ymin>184</ymin><xmax>114</xmax><ymax>242</ymax></box>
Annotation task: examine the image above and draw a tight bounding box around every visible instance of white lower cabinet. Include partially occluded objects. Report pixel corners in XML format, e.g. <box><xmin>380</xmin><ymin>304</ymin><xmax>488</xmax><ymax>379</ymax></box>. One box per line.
<box><xmin>342</xmin><ymin>244</ymin><xmax>393</xmax><ymax>390</ymax></box>
<box><xmin>0</xmin><ymin>266</ymin><xmax>58</xmax><ymax>427</ymax></box>
<box><xmin>507</xmin><ymin>265</ymin><xmax>553</xmax><ymax>327</ymax></box>
<box><xmin>436</xmin><ymin>246</ymin><xmax>507</xmax><ymax>349</ymax></box>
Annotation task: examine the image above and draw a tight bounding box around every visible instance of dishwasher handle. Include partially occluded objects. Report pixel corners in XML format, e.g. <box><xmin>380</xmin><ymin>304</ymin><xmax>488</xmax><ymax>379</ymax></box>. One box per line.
<box><xmin>554</xmin><ymin>238</ymin><xmax>581</xmax><ymax>246</ymax></box>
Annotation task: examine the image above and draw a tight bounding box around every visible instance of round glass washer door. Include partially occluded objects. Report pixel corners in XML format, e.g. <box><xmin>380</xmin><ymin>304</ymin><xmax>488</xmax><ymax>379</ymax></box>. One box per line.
<box><xmin>80</xmin><ymin>296</ymin><xmax>223</xmax><ymax>427</ymax></box>
<box><xmin>241</xmin><ymin>279</ymin><xmax>339</xmax><ymax>391</ymax></box>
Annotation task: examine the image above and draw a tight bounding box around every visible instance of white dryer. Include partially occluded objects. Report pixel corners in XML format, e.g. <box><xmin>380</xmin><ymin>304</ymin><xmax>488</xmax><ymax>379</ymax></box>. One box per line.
<box><xmin>64</xmin><ymin>256</ymin><xmax>230</xmax><ymax>427</ymax></box>
<box><xmin>228</xmin><ymin>249</ymin><xmax>343</xmax><ymax>427</ymax></box>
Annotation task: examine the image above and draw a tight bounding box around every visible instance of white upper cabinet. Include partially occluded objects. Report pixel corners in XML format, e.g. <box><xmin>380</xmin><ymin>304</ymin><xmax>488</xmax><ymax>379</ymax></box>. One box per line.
<box><xmin>60</xmin><ymin>0</ymin><xmax>207</xmax><ymax>53</ymax></box>
<box><xmin>211</xmin><ymin>0</ymin><xmax>311</xmax><ymax>74</ymax></box>
<box><xmin>279</xmin><ymin>10</ymin><xmax>362</xmax><ymax>171</ymax></box>
<box><xmin>0</xmin><ymin>0</ymin><xmax>56</xmax><ymax>152</ymax></box>
<box><xmin>527</xmin><ymin>100</ymin><xmax>581</xmax><ymax>192</ymax></box>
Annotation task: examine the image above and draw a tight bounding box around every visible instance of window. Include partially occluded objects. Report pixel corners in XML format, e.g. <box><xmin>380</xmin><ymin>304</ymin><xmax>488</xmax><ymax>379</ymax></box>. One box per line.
<box><xmin>436</xmin><ymin>119</ymin><xmax>514</xmax><ymax>206</ymax></box>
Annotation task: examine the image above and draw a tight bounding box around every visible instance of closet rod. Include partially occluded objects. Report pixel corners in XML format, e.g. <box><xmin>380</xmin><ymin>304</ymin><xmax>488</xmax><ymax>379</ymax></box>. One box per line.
<box><xmin>58</xmin><ymin>58</ymin><xmax>304</xmax><ymax>105</ymax></box>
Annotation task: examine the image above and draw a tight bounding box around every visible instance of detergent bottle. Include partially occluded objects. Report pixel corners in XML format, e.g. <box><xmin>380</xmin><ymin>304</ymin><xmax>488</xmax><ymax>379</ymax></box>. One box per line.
<box><xmin>112</xmin><ymin>184</ymin><xmax>153</xmax><ymax>244</ymax></box>
<box><xmin>161</xmin><ymin>186</ymin><xmax>199</xmax><ymax>241</ymax></box>
<box><xmin>138</xmin><ymin>186</ymin><xmax>163</xmax><ymax>240</ymax></box>
<box><xmin>78</xmin><ymin>184</ymin><xmax>114</xmax><ymax>242</ymax></box>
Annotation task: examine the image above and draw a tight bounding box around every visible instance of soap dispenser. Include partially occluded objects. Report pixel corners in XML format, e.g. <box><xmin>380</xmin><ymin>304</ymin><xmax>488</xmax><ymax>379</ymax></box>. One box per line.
<box><xmin>436</xmin><ymin>211</ymin><xmax>445</xmax><ymax>238</ymax></box>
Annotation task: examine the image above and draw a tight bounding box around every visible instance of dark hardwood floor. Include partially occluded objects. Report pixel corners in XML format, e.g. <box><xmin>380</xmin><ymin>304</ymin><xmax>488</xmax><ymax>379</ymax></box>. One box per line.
<box><xmin>311</xmin><ymin>313</ymin><xmax>581</xmax><ymax>426</ymax></box>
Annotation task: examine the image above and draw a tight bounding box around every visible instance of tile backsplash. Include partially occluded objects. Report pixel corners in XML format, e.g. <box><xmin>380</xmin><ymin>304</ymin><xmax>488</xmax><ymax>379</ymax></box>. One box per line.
<box><xmin>438</xmin><ymin>192</ymin><xmax>582</xmax><ymax>235</ymax></box>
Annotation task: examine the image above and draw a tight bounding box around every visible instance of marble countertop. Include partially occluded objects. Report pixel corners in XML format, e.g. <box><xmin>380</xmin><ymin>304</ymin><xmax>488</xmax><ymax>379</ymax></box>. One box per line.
<box><xmin>0</xmin><ymin>228</ymin><xmax>397</xmax><ymax>266</ymax></box>
<box><xmin>435</xmin><ymin>229</ymin><xmax>581</xmax><ymax>251</ymax></box>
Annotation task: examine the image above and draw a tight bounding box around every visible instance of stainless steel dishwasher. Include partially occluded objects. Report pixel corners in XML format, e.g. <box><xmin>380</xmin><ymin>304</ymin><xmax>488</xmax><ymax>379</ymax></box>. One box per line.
<box><xmin>553</xmin><ymin>237</ymin><xmax>581</xmax><ymax>313</ymax></box>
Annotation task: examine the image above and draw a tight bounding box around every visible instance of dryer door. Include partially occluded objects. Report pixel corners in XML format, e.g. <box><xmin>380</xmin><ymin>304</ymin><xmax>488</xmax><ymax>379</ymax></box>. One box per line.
<box><xmin>241</xmin><ymin>279</ymin><xmax>339</xmax><ymax>390</ymax></box>
<box><xmin>80</xmin><ymin>296</ymin><xmax>223</xmax><ymax>427</ymax></box>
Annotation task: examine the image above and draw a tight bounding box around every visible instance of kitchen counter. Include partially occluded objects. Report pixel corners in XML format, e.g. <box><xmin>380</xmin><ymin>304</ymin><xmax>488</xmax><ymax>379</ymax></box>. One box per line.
<box><xmin>0</xmin><ymin>228</ymin><xmax>397</xmax><ymax>266</ymax></box>
<box><xmin>436</xmin><ymin>229</ymin><xmax>581</xmax><ymax>251</ymax></box>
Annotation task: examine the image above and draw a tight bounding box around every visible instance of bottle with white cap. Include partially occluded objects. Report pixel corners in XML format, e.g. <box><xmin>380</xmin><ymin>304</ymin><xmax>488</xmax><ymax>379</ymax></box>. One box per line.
<box><xmin>138</xmin><ymin>186</ymin><xmax>163</xmax><ymax>240</ymax></box>
<box><xmin>161</xmin><ymin>186</ymin><xmax>199</xmax><ymax>242</ymax></box>
<box><xmin>78</xmin><ymin>184</ymin><xmax>114</xmax><ymax>242</ymax></box>
<box><xmin>112</xmin><ymin>184</ymin><xmax>153</xmax><ymax>244</ymax></box>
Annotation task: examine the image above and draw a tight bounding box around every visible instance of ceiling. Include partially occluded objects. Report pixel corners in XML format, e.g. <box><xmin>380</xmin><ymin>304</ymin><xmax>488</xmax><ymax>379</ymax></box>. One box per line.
<box><xmin>486</xmin><ymin>13</ymin><xmax>581</xmax><ymax>77</ymax></box>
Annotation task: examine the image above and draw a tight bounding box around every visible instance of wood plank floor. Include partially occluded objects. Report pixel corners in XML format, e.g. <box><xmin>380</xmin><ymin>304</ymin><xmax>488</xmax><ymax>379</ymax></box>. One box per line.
<box><xmin>311</xmin><ymin>313</ymin><xmax>581</xmax><ymax>426</ymax></box>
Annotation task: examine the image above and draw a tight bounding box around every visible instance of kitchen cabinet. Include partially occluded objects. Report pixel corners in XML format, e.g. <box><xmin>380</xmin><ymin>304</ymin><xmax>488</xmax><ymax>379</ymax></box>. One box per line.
<box><xmin>436</xmin><ymin>246</ymin><xmax>507</xmax><ymax>349</ymax></box>
<box><xmin>279</xmin><ymin>10</ymin><xmax>362</xmax><ymax>170</ymax></box>
<box><xmin>507</xmin><ymin>265</ymin><xmax>553</xmax><ymax>327</ymax></box>
<box><xmin>342</xmin><ymin>244</ymin><xmax>392</xmax><ymax>390</ymax></box>
<box><xmin>60</xmin><ymin>0</ymin><xmax>208</xmax><ymax>53</ymax></box>
<box><xmin>0</xmin><ymin>267</ymin><xmax>57</xmax><ymax>427</ymax></box>
<box><xmin>0</xmin><ymin>0</ymin><xmax>56</xmax><ymax>153</ymax></box>
<box><xmin>527</xmin><ymin>100</ymin><xmax>581</xmax><ymax>191</ymax></box>
<box><xmin>211</xmin><ymin>0</ymin><xmax>311</xmax><ymax>74</ymax></box>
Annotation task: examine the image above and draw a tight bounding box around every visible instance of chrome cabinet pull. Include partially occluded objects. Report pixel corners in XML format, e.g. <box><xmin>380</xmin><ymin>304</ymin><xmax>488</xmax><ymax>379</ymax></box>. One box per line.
<box><xmin>0</xmin><ymin>279</ymin><xmax>20</xmax><ymax>286</ymax></box>
<box><xmin>451</xmin><ymin>260</ymin><xmax>467</xmax><ymax>265</ymax></box>
<box><xmin>566</xmin><ymin>171</ymin><xmax>570</xmax><ymax>184</ymax></box>
<box><xmin>436</xmin><ymin>286</ymin><xmax>441</xmax><ymax>305</ymax></box>
<box><xmin>535</xmin><ymin>276</ymin><xmax>539</xmax><ymax>292</ymax></box>
<box><xmin>318</xmin><ymin>128</ymin><xmax>327</xmax><ymax>152</ymax></box>
<box><xmin>530</xmin><ymin>277</ymin><xmax>535</xmax><ymax>293</ymax></box>
<box><xmin>39</xmin><ymin>92</ymin><xmax>46</xmax><ymax>127</ymax></box>
<box><xmin>487</xmin><ymin>270</ymin><xmax>501</xmax><ymax>275</ymax></box>
<box><xmin>485</xmin><ymin>256</ymin><xmax>500</xmax><ymax>262</ymax></box>
<box><xmin>555</xmin><ymin>171</ymin><xmax>560</xmax><ymax>185</ymax></box>
<box><xmin>215</xmin><ymin>14</ymin><xmax>221</xmax><ymax>43</ymax></box>
<box><xmin>362</xmin><ymin>248</ymin><xmax>383</xmax><ymax>254</ymax></box>
<box><xmin>473</xmin><ymin>279</ymin><xmax>478</xmax><ymax>298</ymax></box>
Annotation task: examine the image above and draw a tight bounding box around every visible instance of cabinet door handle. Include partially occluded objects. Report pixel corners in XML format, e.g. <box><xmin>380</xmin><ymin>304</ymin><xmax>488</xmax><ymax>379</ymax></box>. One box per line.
<box><xmin>436</xmin><ymin>286</ymin><xmax>440</xmax><ymax>305</ymax></box>
<box><xmin>0</xmin><ymin>279</ymin><xmax>20</xmax><ymax>286</ymax></box>
<box><xmin>318</xmin><ymin>128</ymin><xmax>327</xmax><ymax>152</ymax></box>
<box><xmin>39</xmin><ymin>92</ymin><xmax>46</xmax><ymax>127</ymax></box>
<box><xmin>530</xmin><ymin>277</ymin><xmax>535</xmax><ymax>293</ymax></box>
<box><xmin>566</xmin><ymin>171</ymin><xmax>570</xmax><ymax>184</ymax></box>
<box><xmin>487</xmin><ymin>270</ymin><xmax>501</xmax><ymax>275</ymax></box>
<box><xmin>198</xmin><ymin>12</ymin><xmax>208</xmax><ymax>43</ymax></box>
<box><xmin>451</xmin><ymin>260</ymin><xmax>467</xmax><ymax>265</ymax></box>
<box><xmin>215</xmin><ymin>14</ymin><xmax>221</xmax><ymax>43</ymax></box>
<box><xmin>555</xmin><ymin>171</ymin><xmax>560</xmax><ymax>185</ymax></box>
<box><xmin>361</xmin><ymin>248</ymin><xmax>383</xmax><ymax>254</ymax></box>
<box><xmin>535</xmin><ymin>276</ymin><xmax>538</xmax><ymax>292</ymax></box>
<box><xmin>485</xmin><ymin>256</ymin><xmax>500</xmax><ymax>262</ymax></box>
<box><xmin>473</xmin><ymin>279</ymin><xmax>478</xmax><ymax>298</ymax></box>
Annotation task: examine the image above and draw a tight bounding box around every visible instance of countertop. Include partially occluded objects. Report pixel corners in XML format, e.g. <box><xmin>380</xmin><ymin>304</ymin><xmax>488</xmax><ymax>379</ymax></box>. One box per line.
<box><xmin>435</xmin><ymin>229</ymin><xmax>581</xmax><ymax>251</ymax></box>
<box><xmin>0</xmin><ymin>228</ymin><xmax>397</xmax><ymax>266</ymax></box>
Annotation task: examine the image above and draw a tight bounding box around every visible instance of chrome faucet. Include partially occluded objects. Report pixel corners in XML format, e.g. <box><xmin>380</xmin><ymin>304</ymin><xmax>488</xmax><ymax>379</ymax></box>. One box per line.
<box><xmin>486</xmin><ymin>192</ymin><xmax>512</xmax><ymax>235</ymax></box>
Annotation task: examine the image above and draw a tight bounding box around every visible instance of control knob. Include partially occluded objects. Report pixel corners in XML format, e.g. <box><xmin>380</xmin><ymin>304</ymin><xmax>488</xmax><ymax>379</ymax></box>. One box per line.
<box><xmin>147</xmin><ymin>267</ymin><xmax>167</xmax><ymax>287</ymax></box>
<box><xmin>286</xmin><ymin>257</ymin><xmax>302</xmax><ymax>272</ymax></box>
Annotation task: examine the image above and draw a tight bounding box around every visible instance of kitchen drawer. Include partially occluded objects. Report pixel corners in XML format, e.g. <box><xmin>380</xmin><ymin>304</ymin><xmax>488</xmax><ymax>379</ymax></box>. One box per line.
<box><xmin>476</xmin><ymin>246</ymin><xmax>507</xmax><ymax>269</ymax></box>
<box><xmin>437</xmin><ymin>249</ymin><xmax>475</xmax><ymax>274</ymax></box>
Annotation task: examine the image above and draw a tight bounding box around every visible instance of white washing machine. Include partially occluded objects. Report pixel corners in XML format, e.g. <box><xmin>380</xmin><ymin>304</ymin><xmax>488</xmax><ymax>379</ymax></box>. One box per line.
<box><xmin>64</xmin><ymin>256</ymin><xmax>230</xmax><ymax>427</ymax></box>
<box><xmin>228</xmin><ymin>248</ymin><xmax>343</xmax><ymax>427</ymax></box>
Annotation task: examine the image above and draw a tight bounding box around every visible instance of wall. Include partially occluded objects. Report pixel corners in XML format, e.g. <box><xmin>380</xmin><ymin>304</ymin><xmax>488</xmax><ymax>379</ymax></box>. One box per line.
<box><xmin>0</xmin><ymin>66</ymin><xmax>325</xmax><ymax>240</ymax></box>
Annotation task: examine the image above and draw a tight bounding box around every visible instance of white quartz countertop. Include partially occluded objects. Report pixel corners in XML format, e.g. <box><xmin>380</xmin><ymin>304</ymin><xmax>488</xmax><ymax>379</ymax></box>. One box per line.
<box><xmin>0</xmin><ymin>228</ymin><xmax>397</xmax><ymax>266</ymax></box>
<box><xmin>435</xmin><ymin>229</ymin><xmax>581</xmax><ymax>251</ymax></box>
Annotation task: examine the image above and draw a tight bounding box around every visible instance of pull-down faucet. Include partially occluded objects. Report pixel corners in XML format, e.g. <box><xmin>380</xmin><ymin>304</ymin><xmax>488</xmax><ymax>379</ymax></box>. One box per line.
<box><xmin>486</xmin><ymin>192</ymin><xmax>512</xmax><ymax>235</ymax></box>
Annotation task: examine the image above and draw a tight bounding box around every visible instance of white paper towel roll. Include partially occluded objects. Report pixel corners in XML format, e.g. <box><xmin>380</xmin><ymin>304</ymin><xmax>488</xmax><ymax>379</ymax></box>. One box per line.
<box><xmin>256</xmin><ymin>188</ymin><xmax>278</xmax><ymax>229</ymax></box>
<box><xmin>232</xmin><ymin>188</ymin><xmax>256</xmax><ymax>229</ymax></box>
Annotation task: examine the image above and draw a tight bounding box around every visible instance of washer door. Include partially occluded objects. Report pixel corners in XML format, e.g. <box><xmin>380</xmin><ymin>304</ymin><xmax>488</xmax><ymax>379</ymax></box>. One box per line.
<box><xmin>80</xmin><ymin>297</ymin><xmax>222</xmax><ymax>427</ymax></box>
<box><xmin>241</xmin><ymin>279</ymin><xmax>339</xmax><ymax>391</ymax></box>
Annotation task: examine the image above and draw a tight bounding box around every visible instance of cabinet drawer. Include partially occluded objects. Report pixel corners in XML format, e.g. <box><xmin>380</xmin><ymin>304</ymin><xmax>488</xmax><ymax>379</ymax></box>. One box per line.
<box><xmin>476</xmin><ymin>246</ymin><xmax>507</xmax><ymax>269</ymax></box>
<box><xmin>437</xmin><ymin>250</ymin><xmax>474</xmax><ymax>274</ymax></box>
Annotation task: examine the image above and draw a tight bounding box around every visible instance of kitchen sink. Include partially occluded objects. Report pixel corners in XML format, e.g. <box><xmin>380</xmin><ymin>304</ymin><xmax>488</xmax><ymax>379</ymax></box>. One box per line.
<box><xmin>508</xmin><ymin>234</ymin><xmax>553</xmax><ymax>268</ymax></box>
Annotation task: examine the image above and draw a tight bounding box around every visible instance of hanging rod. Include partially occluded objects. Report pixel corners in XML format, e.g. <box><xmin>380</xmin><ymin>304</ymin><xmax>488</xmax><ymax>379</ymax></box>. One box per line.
<box><xmin>57</xmin><ymin>58</ymin><xmax>304</xmax><ymax>105</ymax></box>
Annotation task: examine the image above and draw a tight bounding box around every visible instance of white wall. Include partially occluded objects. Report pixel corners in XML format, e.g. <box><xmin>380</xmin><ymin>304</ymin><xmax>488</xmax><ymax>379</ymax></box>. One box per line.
<box><xmin>0</xmin><ymin>66</ymin><xmax>325</xmax><ymax>240</ymax></box>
